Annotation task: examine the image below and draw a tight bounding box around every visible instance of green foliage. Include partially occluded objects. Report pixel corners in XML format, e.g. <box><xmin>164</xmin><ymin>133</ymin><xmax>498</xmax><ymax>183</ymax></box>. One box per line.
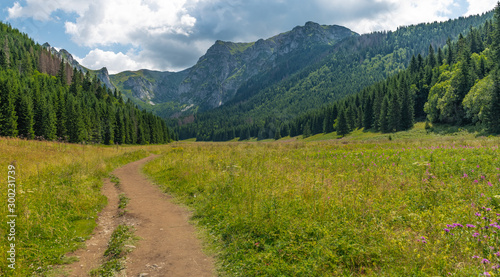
<box><xmin>463</xmin><ymin>75</ymin><xmax>494</xmax><ymax>123</ymax></box>
<box><xmin>177</xmin><ymin>11</ymin><xmax>493</xmax><ymax>141</ymax></box>
<box><xmin>91</xmin><ymin>224</ymin><xmax>137</xmax><ymax>277</ymax></box>
<box><xmin>0</xmin><ymin>140</ymin><xmax>150</xmax><ymax>276</ymax></box>
<box><xmin>335</xmin><ymin>108</ymin><xmax>349</xmax><ymax>137</ymax></box>
<box><xmin>0</xmin><ymin>21</ymin><xmax>173</xmax><ymax>144</ymax></box>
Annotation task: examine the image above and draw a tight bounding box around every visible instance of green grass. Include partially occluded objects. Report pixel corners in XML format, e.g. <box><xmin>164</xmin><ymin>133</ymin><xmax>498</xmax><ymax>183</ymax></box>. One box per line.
<box><xmin>90</xmin><ymin>224</ymin><xmax>137</xmax><ymax>277</ymax></box>
<box><xmin>118</xmin><ymin>193</ymin><xmax>130</xmax><ymax>210</ymax></box>
<box><xmin>0</xmin><ymin>138</ymin><xmax>156</xmax><ymax>276</ymax></box>
<box><xmin>144</xmin><ymin>136</ymin><xmax>500</xmax><ymax>276</ymax></box>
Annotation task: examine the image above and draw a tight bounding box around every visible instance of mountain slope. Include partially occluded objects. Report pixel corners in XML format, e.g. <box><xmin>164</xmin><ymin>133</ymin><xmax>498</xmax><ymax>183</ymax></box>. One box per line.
<box><xmin>175</xmin><ymin>11</ymin><xmax>493</xmax><ymax>140</ymax></box>
<box><xmin>43</xmin><ymin>42</ymin><xmax>114</xmax><ymax>89</ymax></box>
<box><xmin>0</xmin><ymin>22</ymin><xmax>174</xmax><ymax>145</ymax></box>
<box><xmin>110</xmin><ymin>22</ymin><xmax>358</xmax><ymax>116</ymax></box>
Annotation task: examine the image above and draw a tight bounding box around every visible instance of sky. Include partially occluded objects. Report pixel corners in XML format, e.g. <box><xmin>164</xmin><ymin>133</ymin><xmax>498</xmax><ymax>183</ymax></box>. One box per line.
<box><xmin>1</xmin><ymin>0</ymin><xmax>497</xmax><ymax>74</ymax></box>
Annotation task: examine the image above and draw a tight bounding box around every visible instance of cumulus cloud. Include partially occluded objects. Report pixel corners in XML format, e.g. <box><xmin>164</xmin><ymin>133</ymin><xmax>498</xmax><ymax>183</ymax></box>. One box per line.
<box><xmin>465</xmin><ymin>0</ymin><xmax>497</xmax><ymax>16</ymax></box>
<box><xmin>64</xmin><ymin>0</ymin><xmax>197</xmax><ymax>47</ymax></box>
<box><xmin>75</xmin><ymin>49</ymin><xmax>153</xmax><ymax>74</ymax></box>
<box><xmin>342</xmin><ymin>0</ymin><xmax>456</xmax><ymax>33</ymax></box>
<box><xmin>6</xmin><ymin>0</ymin><xmax>497</xmax><ymax>73</ymax></box>
<box><xmin>7</xmin><ymin>0</ymin><xmax>89</xmax><ymax>21</ymax></box>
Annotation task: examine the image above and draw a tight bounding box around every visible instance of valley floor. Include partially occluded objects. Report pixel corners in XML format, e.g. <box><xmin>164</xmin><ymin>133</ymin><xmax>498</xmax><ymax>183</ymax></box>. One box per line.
<box><xmin>1</xmin><ymin>125</ymin><xmax>500</xmax><ymax>276</ymax></box>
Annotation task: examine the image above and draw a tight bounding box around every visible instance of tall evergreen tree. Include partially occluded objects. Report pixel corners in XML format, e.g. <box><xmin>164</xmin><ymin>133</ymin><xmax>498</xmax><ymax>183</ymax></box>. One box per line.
<box><xmin>0</xmin><ymin>78</ymin><xmax>18</xmax><ymax>137</ymax></box>
<box><xmin>388</xmin><ymin>90</ymin><xmax>402</xmax><ymax>132</ymax></box>
<box><xmin>379</xmin><ymin>95</ymin><xmax>390</xmax><ymax>133</ymax></box>
<box><xmin>336</xmin><ymin>107</ymin><xmax>349</xmax><ymax>137</ymax></box>
<box><xmin>16</xmin><ymin>91</ymin><xmax>34</xmax><ymax>139</ymax></box>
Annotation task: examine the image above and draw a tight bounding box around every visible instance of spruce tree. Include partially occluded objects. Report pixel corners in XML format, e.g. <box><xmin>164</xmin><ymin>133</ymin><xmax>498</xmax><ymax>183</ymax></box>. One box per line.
<box><xmin>0</xmin><ymin>78</ymin><xmax>18</xmax><ymax>137</ymax></box>
<box><xmin>16</xmin><ymin>92</ymin><xmax>34</xmax><ymax>139</ymax></box>
<box><xmin>336</xmin><ymin>107</ymin><xmax>349</xmax><ymax>137</ymax></box>
<box><xmin>400</xmin><ymin>86</ymin><xmax>415</xmax><ymax>130</ymax></box>
<box><xmin>379</xmin><ymin>95</ymin><xmax>390</xmax><ymax>133</ymax></box>
<box><xmin>274</xmin><ymin>126</ymin><xmax>281</xmax><ymax>140</ymax></box>
<box><xmin>388</xmin><ymin>90</ymin><xmax>401</xmax><ymax>132</ymax></box>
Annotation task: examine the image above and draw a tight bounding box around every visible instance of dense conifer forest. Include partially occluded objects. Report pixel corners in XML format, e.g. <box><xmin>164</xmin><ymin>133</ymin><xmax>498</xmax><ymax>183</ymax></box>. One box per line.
<box><xmin>174</xmin><ymin>8</ymin><xmax>499</xmax><ymax>141</ymax></box>
<box><xmin>0</xmin><ymin>22</ymin><xmax>174</xmax><ymax>144</ymax></box>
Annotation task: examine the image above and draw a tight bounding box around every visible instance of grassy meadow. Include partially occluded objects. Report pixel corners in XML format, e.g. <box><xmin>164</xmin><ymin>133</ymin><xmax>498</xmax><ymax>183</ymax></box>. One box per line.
<box><xmin>0</xmin><ymin>138</ymin><xmax>162</xmax><ymax>276</ymax></box>
<box><xmin>145</xmin><ymin>132</ymin><xmax>500</xmax><ymax>276</ymax></box>
<box><xmin>1</xmin><ymin>124</ymin><xmax>500</xmax><ymax>276</ymax></box>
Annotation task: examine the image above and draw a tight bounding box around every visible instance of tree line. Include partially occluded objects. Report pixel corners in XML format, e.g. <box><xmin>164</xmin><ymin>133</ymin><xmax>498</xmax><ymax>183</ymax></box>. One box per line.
<box><xmin>178</xmin><ymin>7</ymin><xmax>500</xmax><ymax>141</ymax></box>
<box><xmin>0</xmin><ymin>22</ymin><xmax>174</xmax><ymax>144</ymax></box>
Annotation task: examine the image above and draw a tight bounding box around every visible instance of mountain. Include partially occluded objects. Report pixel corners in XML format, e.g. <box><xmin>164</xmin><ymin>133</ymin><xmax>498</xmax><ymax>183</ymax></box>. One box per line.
<box><xmin>110</xmin><ymin>22</ymin><xmax>358</xmax><ymax>116</ymax></box>
<box><xmin>42</xmin><ymin>42</ymin><xmax>114</xmax><ymax>89</ymax></box>
<box><xmin>0</xmin><ymin>22</ymin><xmax>174</xmax><ymax>144</ymax></box>
<box><xmin>173</xmin><ymin>12</ymin><xmax>493</xmax><ymax>141</ymax></box>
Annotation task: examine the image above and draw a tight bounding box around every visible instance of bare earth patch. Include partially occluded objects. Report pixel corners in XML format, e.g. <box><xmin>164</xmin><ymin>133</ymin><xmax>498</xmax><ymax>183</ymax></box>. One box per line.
<box><xmin>63</xmin><ymin>178</ymin><xmax>120</xmax><ymax>276</ymax></box>
<box><xmin>64</xmin><ymin>155</ymin><xmax>215</xmax><ymax>277</ymax></box>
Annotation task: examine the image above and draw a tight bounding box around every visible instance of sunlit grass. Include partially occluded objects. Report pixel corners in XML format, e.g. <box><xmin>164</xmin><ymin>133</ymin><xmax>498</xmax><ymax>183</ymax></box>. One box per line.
<box><xmin>145</xmin><ymin>136</ymin><xmax>500</xmax><ymax>276</ymax></box>
<box><xmin>0</xmin><ymin>138</ymin><xmax>158</xmax><ymax>276</ymax></box>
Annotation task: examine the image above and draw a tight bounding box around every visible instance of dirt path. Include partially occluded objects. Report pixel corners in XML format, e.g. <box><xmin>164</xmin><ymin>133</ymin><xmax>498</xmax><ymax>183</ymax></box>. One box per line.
<box><xmin>64</xmin><ymin>178</ymin><xmax>120</xmax><ymax>276</ymax></box>
<box><xmin>65</xmin><ymin>155</ymin><xmax>215</xmax><ymax>277</ymax></box>
<box><xmin>116</xmin><ymin>155</ymin><xmax>214</xmax><ymax>276</ymax></box>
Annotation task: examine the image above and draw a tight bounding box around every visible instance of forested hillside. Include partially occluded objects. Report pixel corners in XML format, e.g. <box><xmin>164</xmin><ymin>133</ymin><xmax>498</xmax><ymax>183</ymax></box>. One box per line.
<box><xmin>0</xmin><ymin>22</ymin><xmax>174</xmax><ymax>144</ymax></box>
<box><xmin>175</xmin><ymin>11</ymin><xmax>494</xmax><ymax>141</ymax></box>
<box><xmin>291</xmin><ymin>4</ymin><xmax>500</xmax><ymax>139</ymax></box>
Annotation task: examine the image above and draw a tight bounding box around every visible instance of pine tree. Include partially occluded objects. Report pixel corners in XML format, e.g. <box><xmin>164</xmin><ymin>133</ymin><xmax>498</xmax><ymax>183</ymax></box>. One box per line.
<box><xmin>0</xmin><ymin>78</ymin><xmax>18</xmax><ymax>137</ymax></box>
<box><xmin>16</xmin><ymin>91</ymin><xmax>34</xmax><ymax>139</ymax></box>
<box><xmin>427</xmin><ymin>45</ymin><xmax>436</xmax><ymax>68</ymax></box>
<box><xmin>42</xmin><ymin>99</ymin><xmax>57</xmax><ymax>140</ymax></box>
<box><xmin>57</xmin><ymin>59</ymin><xmax>66</xmax><ymax>85</ymax></box>
<box><xmin>274</xmin><ymin>126</ymin><xmax>281</xmax><ymax>140</ymax></box>
<box><xmin>336</xmin><ymin>107</ymin><xmax>349</xmax><ymax>137</ymax></box>
<box><xmin>379</xmin><ymin>95</ymin><xmax>390</xmax><ymax>133</ymax></box>
<box><xmin>387</xmin><ymin>90</ymin><xmax>401</xmax><ymax>132</ymax></box>
<box><xmin>400</xmin><ymin>85</ymin><xmax>415</xmax><ymax>131</ymax></box>
<box><xmin>66</xmin><ymin>95</ymin><xmax>85</xmax><ymax>143</ymax></box>
<box><xmin>302</xmin><ymin>122</ymin><xmax>311</xmax><ymax>138</ymax></box>
<box><xmin>363</xmin><ymin>94</ymin><xmax>374</xmax><ymax>129</ymax></box>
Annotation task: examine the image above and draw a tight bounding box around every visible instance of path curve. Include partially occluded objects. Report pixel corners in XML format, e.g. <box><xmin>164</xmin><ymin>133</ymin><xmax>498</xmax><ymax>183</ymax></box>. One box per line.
<box><xmin>114</xmin><ymin>155</ymin><xmax>215</xmax><ymax>277</ymax></box>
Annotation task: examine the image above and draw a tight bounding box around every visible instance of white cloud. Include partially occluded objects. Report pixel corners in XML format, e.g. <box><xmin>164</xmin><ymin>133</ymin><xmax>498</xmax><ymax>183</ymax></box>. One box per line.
<box><xmin>7</xmin><ymin>0</ymin><xmax>89</xmax><ymax>21</ymax></box>
<box><xmin>64</xmin><ymin>0</ymin><xmax>197</xmax><ymax>47</ymax></box>
<box><xmin>341</xmin><ymin>0</ymin><xmax>456</xmax><ymax>33</ymax></box>
<box><xmin>465</xmin><ymin>0</ymin><xmax>497</xmax><ymax>16</ymax></box>
<box><xmin>75</xmin><ymin>48</ymin><xmax>154</xmax><ymax>74</ymax></box>
<box><xmin>7</xmin><ymin>0</ymin><xmax>498</xmax><ymax>73</ymax></box>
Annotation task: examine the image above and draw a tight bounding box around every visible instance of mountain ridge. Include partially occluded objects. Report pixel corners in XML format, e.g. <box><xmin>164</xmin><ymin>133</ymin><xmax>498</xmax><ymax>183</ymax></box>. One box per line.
<box><xmin>109</xmin><ymin>21</ymin><xmax>358</xmax><ymax>116</ymax></box>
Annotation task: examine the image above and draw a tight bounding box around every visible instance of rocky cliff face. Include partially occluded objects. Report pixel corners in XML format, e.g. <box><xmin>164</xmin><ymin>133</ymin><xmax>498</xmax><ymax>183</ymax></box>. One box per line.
<box><xmin>42</xmin><ymin>43</ymin><xmax>113</xmax><ymax>89</ymax></box>
<box><xmin>110</xmin><ymin>22</ymin><xmax>358</xmax><ymax>116</ymax></box>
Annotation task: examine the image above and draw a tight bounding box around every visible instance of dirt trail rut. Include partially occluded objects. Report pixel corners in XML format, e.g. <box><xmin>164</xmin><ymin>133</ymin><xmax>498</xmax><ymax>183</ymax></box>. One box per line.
<box><xmin>64</xmin><ymin>178</ymin><xmax>120</xmax><ymax>276</ymax></box>
<box><xmin>66</xmin><ymin>155</ymin><xmax>215</xmax><ymax>277</ymax></box>
<box><xmin>113</xmin><ymin>155</ymin><xmax>214</xmax><ymax>277</ymax></box>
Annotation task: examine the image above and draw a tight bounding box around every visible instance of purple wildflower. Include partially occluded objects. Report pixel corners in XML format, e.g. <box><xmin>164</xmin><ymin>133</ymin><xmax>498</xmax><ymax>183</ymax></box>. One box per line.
<box><xmin>483</xmin><ymin>259</ymin><xmax>491</xmax><ymax>264</ymax></box>
<box><xmin>467</xmin><ymin>224</ymin><xmax>476</xmax><ymax>228</ymax></box>
<box><xmin>444</xmin><ymin>228</ymin><xmax>450</xmax><ymax>232</ymax></box>
<box><xmin>473</xmin><ymin>232</ymin><xmax>480</xmax><ymax>237</ymax></box>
